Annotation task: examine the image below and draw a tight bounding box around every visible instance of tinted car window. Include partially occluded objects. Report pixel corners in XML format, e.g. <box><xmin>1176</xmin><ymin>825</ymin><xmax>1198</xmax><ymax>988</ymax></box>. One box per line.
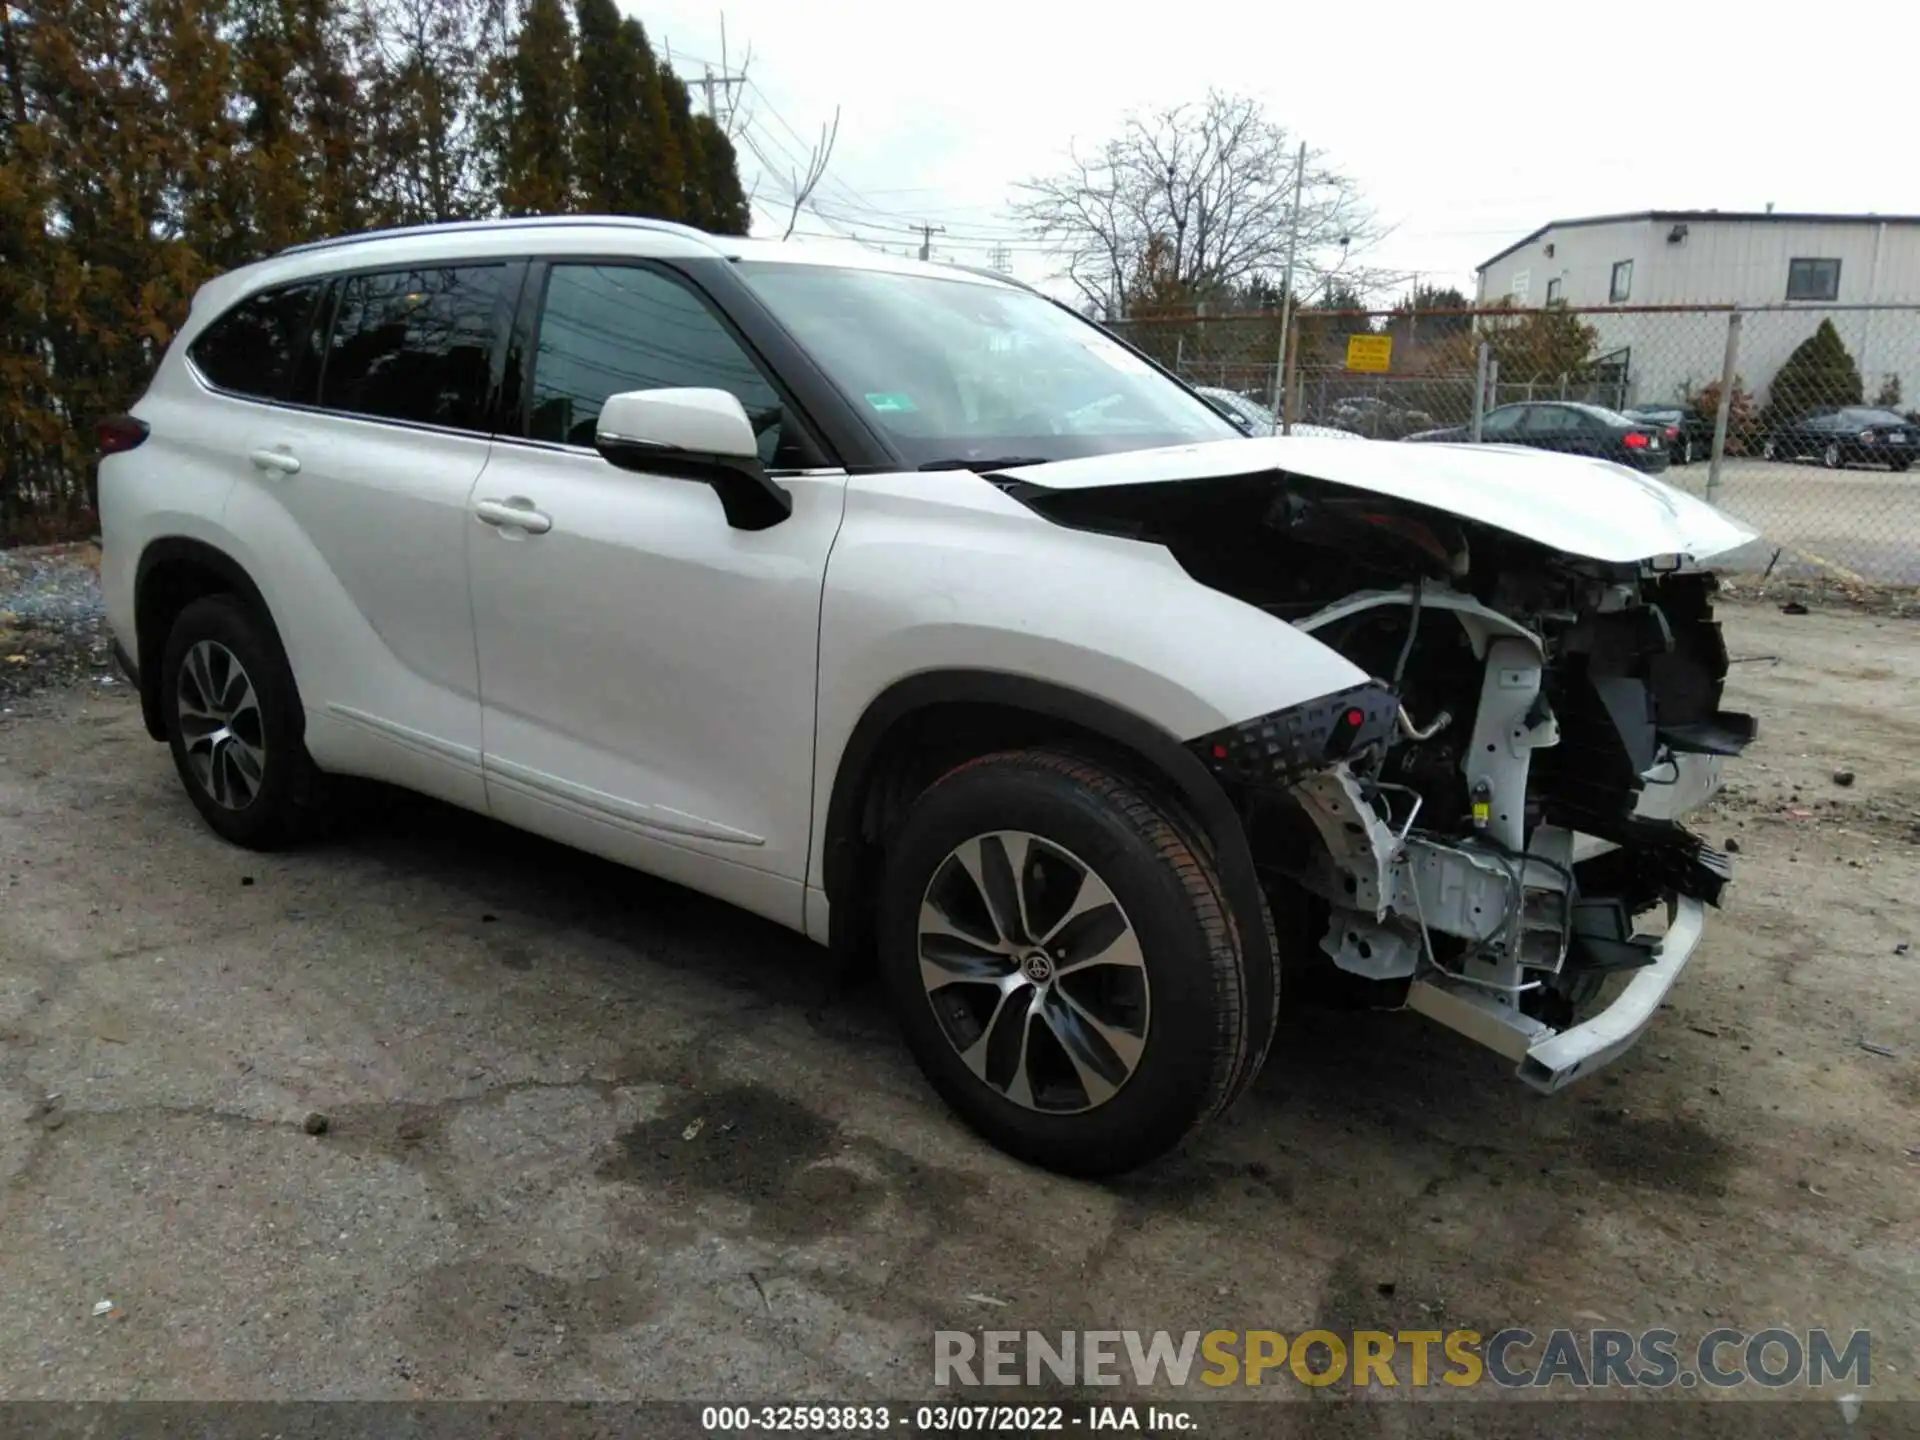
<box><xmin>528</xmin><ymin>263</ymin><xmax>791</xmax><ymax>466</ymax></box>
<box><xmin>1520</xmin><ymin>406</ymin><xmax>1582</xmax><ymax>435</ymax></box>
<box><xmin>1479</xmin><ymin>406</ymin><xmax>1525</xmax><ymax>436</ymax></box>
<box><xmin>320</xmin><ymin>266</ymin><xmax>508</xmax><ymax>430</ymax></box>
<box><xmin>1842</xmin><ymin>409</ymin><xmax>1907</xmax><ymax>426</ymax></box>
<box><xmin>188</xmin><ymin>282</ymin><xmax>326</xmax><ymax>401</ymax></box>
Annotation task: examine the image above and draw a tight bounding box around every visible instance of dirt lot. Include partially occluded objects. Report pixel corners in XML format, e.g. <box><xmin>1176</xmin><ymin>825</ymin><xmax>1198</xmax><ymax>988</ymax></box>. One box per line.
<box><xmin>1665</xmin><ymin>458</ymin><xmax>1920</xmax><ymax>587</ymax></box>
<box><xmin>1</xmin><ymin>599</ymin><xmax>1916</xmax><ymax>1419</ymax></box>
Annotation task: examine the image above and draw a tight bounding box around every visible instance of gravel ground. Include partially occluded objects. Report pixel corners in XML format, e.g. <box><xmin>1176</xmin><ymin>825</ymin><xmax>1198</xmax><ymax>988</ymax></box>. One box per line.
<box><xmin>0</xmin><ymin>543</ymin><xmax>120</xmax><ymax>706</ymax></box>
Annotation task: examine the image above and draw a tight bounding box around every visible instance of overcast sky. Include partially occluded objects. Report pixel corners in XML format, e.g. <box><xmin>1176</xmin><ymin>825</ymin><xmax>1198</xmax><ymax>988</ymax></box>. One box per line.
<box><xmin>630</xmin><ymin>0</ymin><xmax>1919</xmax><ymax>303</ymax></box>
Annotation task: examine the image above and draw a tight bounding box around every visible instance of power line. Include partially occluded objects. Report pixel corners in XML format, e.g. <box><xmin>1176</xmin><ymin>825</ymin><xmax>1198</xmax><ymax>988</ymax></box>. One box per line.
<box><xmin>914</xmin><ymin>223</ymin><xmax>945</xmax><ymax>262</ymax></box>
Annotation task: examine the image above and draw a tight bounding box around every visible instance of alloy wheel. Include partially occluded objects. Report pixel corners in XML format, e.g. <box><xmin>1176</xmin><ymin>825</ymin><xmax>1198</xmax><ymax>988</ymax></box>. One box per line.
<box><xmin>175</xmin><ymin>639</ymin><xmax>266</xmax><ymax>809</ymax></box>
<box><xmin>917</xmin><ymin>831</ymin><xmax>1150</xmax><ymax>1114</ymax></box>
<box><xmin>1823</xmin><ymin>442</ymin><xmax>1841</xmax><ymax>469</ymax></box>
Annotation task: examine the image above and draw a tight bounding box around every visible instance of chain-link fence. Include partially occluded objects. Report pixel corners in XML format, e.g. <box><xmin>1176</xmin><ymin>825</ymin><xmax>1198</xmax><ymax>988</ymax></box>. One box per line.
<box><xmin>1107</xmin><ymin>302</ymin><xmax>1920</xmax><ymax>586</ymax></box>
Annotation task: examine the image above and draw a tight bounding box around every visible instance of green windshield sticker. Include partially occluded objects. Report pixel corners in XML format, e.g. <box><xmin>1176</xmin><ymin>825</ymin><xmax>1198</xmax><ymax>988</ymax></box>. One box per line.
<box><xmin>864</xmin><ymin>391</ymin><xmax>919</xmax><ymax>414</ymax></box>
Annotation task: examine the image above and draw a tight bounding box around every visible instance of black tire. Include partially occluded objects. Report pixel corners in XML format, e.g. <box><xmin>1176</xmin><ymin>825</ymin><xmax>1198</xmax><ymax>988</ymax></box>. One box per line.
<box><xmin>1822</xmin><ymin>442</ymin><xmax>1843</xmax><ymax>470</ymax></box>
<box><xmin>876</xmin><ymin>749</ymin><xmax>1271</xmax><ymax>1177</ymax></box>
<box><xmin>1761</xmin><ymin>437</ymin><xmax>1779</xmax><ymax>461</ymax></box>
<box><xmin>1891</xmin><ymin>460</ymin><xmax>1911</xmax><ymax>474</ymax></box>
<box><xmin>160</xmin><ymin>594</ymin><xmax>332</xmax><ymax>849</ymax></box>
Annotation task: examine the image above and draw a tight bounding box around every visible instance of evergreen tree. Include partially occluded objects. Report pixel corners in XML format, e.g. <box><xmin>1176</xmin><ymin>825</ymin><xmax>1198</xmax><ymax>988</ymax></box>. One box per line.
<box><xmin>0</xmin><ymin>0</ymin><xmax>757</xmax><ymax>541</ymax></box>
<box><xmin>499</xmin><ymin>0</ymin><xmax>573</xmax><ymax>215</ymax></box>
<box><xmin>688</xmin><ymin>114</ymin><xmax>749</xmax><ymax>233</ymax></box>
<box><xmin>1765</xmin><ymin>318</ymin><xmax>1863</xmax><ymax>422</ymax></box>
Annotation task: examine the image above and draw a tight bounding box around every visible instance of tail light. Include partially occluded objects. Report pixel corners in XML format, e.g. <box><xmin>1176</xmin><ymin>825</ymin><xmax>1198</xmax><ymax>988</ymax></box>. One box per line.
<box><xmin>97</xmin><ymin>414</ymin><xmax>150</xmax><ymax>456</ymax></box>
<box><xmin>1623</xmin><ymin>431</ymin><xmax>1649</xmax><ymax>449</ymax></box>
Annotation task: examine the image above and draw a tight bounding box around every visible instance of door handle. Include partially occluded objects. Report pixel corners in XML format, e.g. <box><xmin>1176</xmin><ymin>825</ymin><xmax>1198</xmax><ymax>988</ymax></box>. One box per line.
<box><xmin>474</xmin><ymin>498</ymin><xmax>553</xmax><ymax>535</ymax></box>
<box><xmin>248</xmin><ymin>447</ymin><xmax>301</xmax><ymax>475</ymax></box>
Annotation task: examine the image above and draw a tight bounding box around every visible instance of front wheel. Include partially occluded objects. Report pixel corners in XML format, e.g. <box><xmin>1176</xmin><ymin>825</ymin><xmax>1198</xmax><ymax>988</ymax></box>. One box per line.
<box><xmin>1761</xmin><ymin>437</ymin><xmax>1779</xmax><ymax>461</ymax></box>
<box><xmin>877</xmin><ymin>750</ymin><xmax>1274</xmax><ymax>1177</ymax></box>
<box><xmin>1823</xmin><ymin>442</ymin><xmax>1843</xmax><ymax>469</ymax></box>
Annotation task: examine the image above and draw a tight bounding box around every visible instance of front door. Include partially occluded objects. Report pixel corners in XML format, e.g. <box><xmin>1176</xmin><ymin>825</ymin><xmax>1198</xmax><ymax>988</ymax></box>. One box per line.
<box><xmin>467</xmin><ymin>260</ymin><xmax>847</xmax><ymax>931</ymax></box>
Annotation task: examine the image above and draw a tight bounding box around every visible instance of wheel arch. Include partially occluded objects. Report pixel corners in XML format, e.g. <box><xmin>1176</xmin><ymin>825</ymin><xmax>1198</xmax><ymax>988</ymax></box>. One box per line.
<box><xmin>133</xmin><ymin>537</ymin><xmax>284</xmax><ymax>742</ymax></box>
<box><xmin>820</xmin><ymin>670</ymin><xmax>1272</xmax><ymax>979</ymax></box>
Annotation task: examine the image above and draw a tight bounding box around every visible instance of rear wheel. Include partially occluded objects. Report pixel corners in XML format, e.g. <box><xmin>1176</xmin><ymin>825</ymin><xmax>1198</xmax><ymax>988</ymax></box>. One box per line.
<box><xmin>161</xmin><ymin>594</ymin><xmax>333</xmax><ymax>849</ymax></box>
<box><xmin>877</xmin><ymin>749</ymin><xmax>1272</xmax><ymax>1177</ymax></box>
<box><xmin>1761</xmin><ymin>437</ymin><xmax>1779</xmax><ymax>461</ymax></box>
<box><xmin>1681</xmin><ymin>435</ymin><xmax>1696</xmax><ymax>465</ymax></box>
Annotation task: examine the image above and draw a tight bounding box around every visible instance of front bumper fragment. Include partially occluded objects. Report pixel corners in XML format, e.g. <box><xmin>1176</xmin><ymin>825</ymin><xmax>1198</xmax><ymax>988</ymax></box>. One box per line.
<box><xmin>1406</xmin><ymin>894</ymin><xmax>1707</xmax><ymax>1092</ymax></box>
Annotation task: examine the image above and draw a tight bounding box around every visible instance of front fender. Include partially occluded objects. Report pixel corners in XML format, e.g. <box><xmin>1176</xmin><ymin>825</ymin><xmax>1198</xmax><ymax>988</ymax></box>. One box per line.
<box><xmin>809</xmin><ymin>471</ymin><xmax>1371</xmax><ymax>891</ymax></box>
<box><xmin>818</xmin><ymin>471</ymin><xmax>1368</xmax><ymax>735</ymax></box>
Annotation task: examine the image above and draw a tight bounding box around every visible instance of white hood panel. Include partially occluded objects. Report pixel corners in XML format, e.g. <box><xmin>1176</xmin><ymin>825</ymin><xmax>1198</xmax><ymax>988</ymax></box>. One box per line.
<box><xmin>999</xmin><ymin>437</ymin><xmax>1759</xmax><ymax>565</ymax></box>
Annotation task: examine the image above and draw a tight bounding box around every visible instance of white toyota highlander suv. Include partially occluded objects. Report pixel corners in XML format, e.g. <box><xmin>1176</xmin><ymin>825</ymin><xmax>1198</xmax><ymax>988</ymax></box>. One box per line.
<box><xmin>97</xmin><ymin>216</ymin><xmax>1759</xmax><ymax>1176</ymax></box>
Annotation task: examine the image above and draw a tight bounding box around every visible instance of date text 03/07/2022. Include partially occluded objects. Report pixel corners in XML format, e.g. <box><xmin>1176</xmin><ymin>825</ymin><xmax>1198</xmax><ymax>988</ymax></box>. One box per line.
<box><xmin>699</xmin><ymin>1403</ymin><xmax>1195</xmax><ymax>1432</ymax></box>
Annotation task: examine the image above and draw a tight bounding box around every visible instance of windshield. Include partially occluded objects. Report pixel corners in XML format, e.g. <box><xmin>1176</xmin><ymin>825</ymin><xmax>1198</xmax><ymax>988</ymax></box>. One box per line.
<box><xmin>1201</xmin><ymin>387</ymin><xmax>1277</xmax><ymax>431</ymax></box>
<box><xmin>735</xmin><ymin>262</ymin><xmax>1238</xmax><ymax>466</ymax></box>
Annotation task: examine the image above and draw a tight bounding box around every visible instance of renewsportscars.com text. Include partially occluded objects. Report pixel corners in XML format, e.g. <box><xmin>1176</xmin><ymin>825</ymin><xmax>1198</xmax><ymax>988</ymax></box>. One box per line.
<box><xmin>933</xmin><ymin>1327</ymin><xmax>1872</xmax><ymax>1390</ymax></box>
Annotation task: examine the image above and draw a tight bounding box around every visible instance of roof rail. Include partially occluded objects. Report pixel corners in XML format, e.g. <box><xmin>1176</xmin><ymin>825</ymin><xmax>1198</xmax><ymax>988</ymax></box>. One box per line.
<box><xmin>943</xmin><ymin>261</ymin><xmax>1043</xmax><ymax>296</ymax></box>
<box><xmin>276</xmin><ymin>213</ymin><xmax>718</xmax><ymax>259</ymax></box>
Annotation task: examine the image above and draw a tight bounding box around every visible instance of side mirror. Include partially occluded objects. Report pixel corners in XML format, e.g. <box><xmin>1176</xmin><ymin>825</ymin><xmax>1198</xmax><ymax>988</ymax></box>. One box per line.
<box><xmin>594</xmin><ymin>387</ymin><xmax>793</xmax><ymax>531</ymax></box>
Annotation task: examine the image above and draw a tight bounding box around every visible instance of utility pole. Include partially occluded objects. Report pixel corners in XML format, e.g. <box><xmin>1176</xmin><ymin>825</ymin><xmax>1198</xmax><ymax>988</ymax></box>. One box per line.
<box><xmin>914</xmin><ymin>223</ymin><xmax>946</xmax><ymax>261</ymax></box>
<box><xmin>987</xmin><ymin>243</ymin><xmax>1012</xmax><ymax>273</ymax></box>
<box><xmin>697</xmin><ymin>63</ymin><xmax>747</xmax><ymax>125</ymax></box>
<box><xmin>1270</xmin><ymin>140</ymin><xmax>1307</xmax><ymax>434</ymax></box>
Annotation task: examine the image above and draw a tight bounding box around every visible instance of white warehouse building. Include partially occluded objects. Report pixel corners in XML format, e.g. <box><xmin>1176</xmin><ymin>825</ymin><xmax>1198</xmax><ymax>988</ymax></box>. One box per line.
<box><xmin>1474</xmin><ymin>211</ymin><xmax>1920</xmax><ymax>412</ymax></box>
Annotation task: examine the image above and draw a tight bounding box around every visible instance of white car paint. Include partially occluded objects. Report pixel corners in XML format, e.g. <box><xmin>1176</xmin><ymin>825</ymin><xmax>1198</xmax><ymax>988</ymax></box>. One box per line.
<box><xmin>998</xmin><ymin>435</ymin><xmax>1759</xmax><ymax>565</ymax></box>
<box><xmin>98</xmin><ymin>217</ymin><xmax>1752</xmax><ymax>1125</ymax></box>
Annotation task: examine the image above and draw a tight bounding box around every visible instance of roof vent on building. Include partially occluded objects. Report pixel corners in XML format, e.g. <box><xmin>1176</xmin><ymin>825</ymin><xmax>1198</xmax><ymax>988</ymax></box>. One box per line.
<box><xmin>1668</xmin><ymin>223</ymin><xmax>1689</xmax><ymax>243</ymax></box>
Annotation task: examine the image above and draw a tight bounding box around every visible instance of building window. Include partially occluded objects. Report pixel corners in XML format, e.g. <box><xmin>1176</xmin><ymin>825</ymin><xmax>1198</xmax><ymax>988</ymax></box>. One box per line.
<box><xmin>1786</xmin><ymin>257</ymin><xmax>1841</xmax><ymax>302</ymax></box>
<box><xmin>1609</xmin><ymin>260</ymin><xmax>1633</xmax><ymax>304</ymax></box>
<box><xmin>1545</xmin><ymin>277</ymin><xmax>1563</xmax><ymax>307</ymax></box>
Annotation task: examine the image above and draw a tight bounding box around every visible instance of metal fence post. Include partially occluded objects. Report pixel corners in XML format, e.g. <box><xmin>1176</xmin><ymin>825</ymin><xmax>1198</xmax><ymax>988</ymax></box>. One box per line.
<box><xmin>1706</xmin><ymin>312</ymin><xmax>1742</xmax><ymax>506</ymax></box>
<box><xmin>1471</xmin><ymin>341</ymin><xmax>1490</xmax><ymax>442</ymax></box>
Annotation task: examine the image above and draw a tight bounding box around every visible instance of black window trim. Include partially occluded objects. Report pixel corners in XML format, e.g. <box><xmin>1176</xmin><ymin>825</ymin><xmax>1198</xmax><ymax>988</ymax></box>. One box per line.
<box><xmin>185</xmin><ymin>257</ymin><xmax>530</xmax><ymax>442</ymax></box>
<box><xmin>1785</xmin><ymin>256</ymin><xmax>1842</xmax><ymax>303</ymax></box>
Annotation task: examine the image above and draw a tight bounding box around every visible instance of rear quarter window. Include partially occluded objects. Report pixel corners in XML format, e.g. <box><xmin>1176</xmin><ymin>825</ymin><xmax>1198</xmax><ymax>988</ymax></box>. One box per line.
<box><xmin>187</xmin><ymin>281</ymin><xmax>328</xmax><ymax>401</ymax></box>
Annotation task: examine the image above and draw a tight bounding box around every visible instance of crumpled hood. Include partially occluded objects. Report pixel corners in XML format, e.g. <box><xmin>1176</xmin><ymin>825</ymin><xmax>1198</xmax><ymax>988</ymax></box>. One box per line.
<box><xmin>996</xmin><ymin>436</ymin><xmax>1758</xmax><ymax>565</ymax></box>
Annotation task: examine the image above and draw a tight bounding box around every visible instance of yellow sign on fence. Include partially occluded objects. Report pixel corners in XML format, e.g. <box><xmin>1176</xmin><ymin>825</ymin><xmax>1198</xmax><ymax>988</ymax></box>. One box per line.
<box><xmin>1345</xmin><ymin>334</ymin><xmax>1393</xmax><ymax>372</ymax></box>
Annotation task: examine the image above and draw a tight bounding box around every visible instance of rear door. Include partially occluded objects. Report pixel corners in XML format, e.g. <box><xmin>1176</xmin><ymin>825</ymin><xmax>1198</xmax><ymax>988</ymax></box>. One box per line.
<box><xmin>218</xmin><ymin>261</ymin><xmax>523</xmax><ymax>810</ymax></box>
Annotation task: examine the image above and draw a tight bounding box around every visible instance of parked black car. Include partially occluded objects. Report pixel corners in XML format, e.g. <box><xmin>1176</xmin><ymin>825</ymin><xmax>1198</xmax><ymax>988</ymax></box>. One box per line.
<box><xmin>1402</xmin><ymin>401</ymin><xmax>1672</xmax><ymax>474</ymax></box>
<box><xmin>1761</xmin><ymin>407</ymin><xmax>1916</xmax><ymax>471</ymax></box>
<box><xmin>1623</xmin><ymin>404</ymin><xmax>1714</xmax><ymax>466</ymax></box>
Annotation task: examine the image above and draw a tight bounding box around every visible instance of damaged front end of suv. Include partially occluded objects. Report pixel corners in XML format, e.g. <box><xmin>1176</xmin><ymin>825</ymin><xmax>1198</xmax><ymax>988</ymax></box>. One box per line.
<box><xmin>997</xmin><ymin>439</ymin><xmax>1759</xmax><ymax>1090</ymax></box>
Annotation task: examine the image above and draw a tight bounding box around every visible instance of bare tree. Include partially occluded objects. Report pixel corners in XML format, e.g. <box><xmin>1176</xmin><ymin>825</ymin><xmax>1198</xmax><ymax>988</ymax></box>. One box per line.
<box><xmin>734</xmin><ymin>102</ymin><xmax>837</xmax><ymax>242</ymax></box>
<box><xmin>1012</xmin><ymin>90</ymin><xmax>1380</xmax><ymax>318</ymax></box>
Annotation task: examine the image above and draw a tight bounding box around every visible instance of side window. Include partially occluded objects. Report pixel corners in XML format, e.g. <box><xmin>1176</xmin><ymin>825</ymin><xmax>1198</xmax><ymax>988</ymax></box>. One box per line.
<box><xmin>1521</xmin><ymin>406</ymin><xmax>1578</xmax><ymax>435</ymax></box>
<box><xmin>528</xmin><ymin>263</ymin><xmax>794</xmax><ymax>467</ymax></box>
<box><xmin>1609</xmin><ymin>260</ymin><xmax>1633</xmax><ymax>304</ymax></box>
<box><xmin>1786</xmin><ymin>258</ymin><xmax>1840</xmax><ymax>302</ymax></box>
<box><xmin>319</xmin><ymin>265</ymin><xmax>509</xmax><ymax>431</ymax></box>
<box><xmin>188</xmin><ymin>281</ymin><xmax>326</xmax><ymax>401</ymax></box>
<box><xmin>1480</xmin><ymin>406</ymin><xmax>1524</xmax><ymax>437</ymax></box>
